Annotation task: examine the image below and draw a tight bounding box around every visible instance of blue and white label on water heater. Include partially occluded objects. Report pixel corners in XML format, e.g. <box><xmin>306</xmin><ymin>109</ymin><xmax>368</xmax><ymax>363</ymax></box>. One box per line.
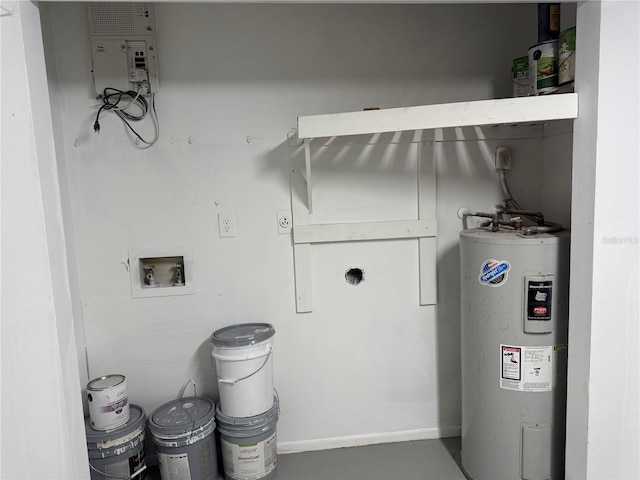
<box><xmin>478</xmin><ymin>259</ymin><xmax>511</xmax><ymax>287</ymax></box>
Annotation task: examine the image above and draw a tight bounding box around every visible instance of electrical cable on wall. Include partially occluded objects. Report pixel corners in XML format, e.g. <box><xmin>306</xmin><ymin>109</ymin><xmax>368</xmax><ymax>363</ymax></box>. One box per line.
<box><xmin>93</xmin><ymin>86</ymin><xmax>160</xmax><ymax>148</ymax></box>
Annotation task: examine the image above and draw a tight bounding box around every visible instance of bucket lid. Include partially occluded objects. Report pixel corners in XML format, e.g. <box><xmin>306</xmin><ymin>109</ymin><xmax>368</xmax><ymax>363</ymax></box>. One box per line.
<box><xmin>148</xmin><ymin>396</ymin><xmax>216</xmax><ymax>438</ymax></box>
<box><xmin>215</xmin><ymin>396</ymin><xmax>279</xmax><ymax>429</ymax></box>
<box><xmin>87</xmin><ymin>374</ymin><xmax>125</xmax><ymax>391</ymax></box>
<box><xmin>211</xmin><ymin>323</ymin><xmax>275</xmax><ymax>347</ymax></box>
<box><xmin>85</xmin><ymin>404</ymin><xmax>146</xmax><ymax>446</ymax></box>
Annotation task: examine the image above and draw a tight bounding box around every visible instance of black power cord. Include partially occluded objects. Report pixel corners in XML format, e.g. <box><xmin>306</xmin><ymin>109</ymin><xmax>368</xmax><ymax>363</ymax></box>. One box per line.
<box><xmin>93</xmin><ymin>87</ymin><xmax>159</xmax><ymax>148</ymax></box>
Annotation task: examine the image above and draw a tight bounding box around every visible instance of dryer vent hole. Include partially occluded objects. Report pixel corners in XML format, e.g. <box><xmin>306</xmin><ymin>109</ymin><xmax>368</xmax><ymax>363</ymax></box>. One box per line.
<box><xmin>345</xmin><ymin>268</ymin><xmax>364</xmax><ymax>285</ymax></box>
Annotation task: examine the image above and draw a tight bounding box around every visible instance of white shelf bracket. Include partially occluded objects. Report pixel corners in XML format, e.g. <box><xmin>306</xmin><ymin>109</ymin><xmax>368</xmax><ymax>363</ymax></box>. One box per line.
<box><xmin>304</xmin><ymin>138</ymin><xmax>313</xmax><ymax>214</ymax></box>
<box><xmin>289</xmin><ymin>139</ymin><xmax>437</xmax><ymax>313</ymax></box>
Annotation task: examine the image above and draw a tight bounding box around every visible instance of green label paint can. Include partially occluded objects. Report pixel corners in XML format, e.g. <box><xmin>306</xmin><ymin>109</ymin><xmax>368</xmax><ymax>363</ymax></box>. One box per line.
<box><xmin>512</xmin><ymin>56</ymin><xmax>529</xmax><ymax>97</ymax></box>
<box><xmin>559</xmin><ymin>27</ymin><xmax>576</xmax><ymax>85</ymax></box>
<box><xmin>528</xmin><ymin>40</ymin><xmax>559</xmax><ymax>95</ymax></box>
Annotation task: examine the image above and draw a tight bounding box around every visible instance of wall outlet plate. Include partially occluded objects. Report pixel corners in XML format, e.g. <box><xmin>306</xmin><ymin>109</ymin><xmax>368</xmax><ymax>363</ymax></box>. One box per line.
<box><xmin>218</xmin><ymin>213</ymin><xmax>236</xmax><ymax>238</ymax></box>
<box><xmin>277</xmin><ymin>210</ymin><xmax>292</xmax><ymax>234</ymax></box>
<box><xmin>495</xmin><ymin>146</ymin><xmax>512</xmax><ymax>170</ymax></box>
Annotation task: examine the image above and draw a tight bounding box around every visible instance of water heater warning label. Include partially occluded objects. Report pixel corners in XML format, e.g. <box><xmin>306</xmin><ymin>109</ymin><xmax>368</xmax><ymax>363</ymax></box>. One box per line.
<box><xmin>501</xmin><ymin>345</ymin><xmax>552</xmax><ymax>392</ymax></box>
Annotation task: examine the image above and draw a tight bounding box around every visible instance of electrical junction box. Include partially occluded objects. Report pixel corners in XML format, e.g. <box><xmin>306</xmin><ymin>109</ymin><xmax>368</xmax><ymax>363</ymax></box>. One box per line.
<box><xmin>88</xmin><ymin>2</ymin><xmax>159</xmax><ymax>96</ymax></box>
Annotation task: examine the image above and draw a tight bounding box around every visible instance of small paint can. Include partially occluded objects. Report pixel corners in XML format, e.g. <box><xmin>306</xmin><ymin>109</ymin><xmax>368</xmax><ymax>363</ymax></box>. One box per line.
<box><xmin>87</xmin><ymin>374</ymin><xmax>130</xmax><ymax>431</ymax></box>
<box><xmin>528</xmin><ymin>40</ymin><xmax>559</xmax><ymax>95</ymax></box>
<box><xmin>511</xmin><ymin>56</ymin><xmax>529</xmax><ymax>97</ymax></box>
<box><xmin>559</xmin><ymin>27</ymin><xmax>576</xmax><ymax>85</ymax></box>
<box><xmin>537</xmin><ymin>3</ymin><xmax>561</xmax><ymax>42</ymax></box>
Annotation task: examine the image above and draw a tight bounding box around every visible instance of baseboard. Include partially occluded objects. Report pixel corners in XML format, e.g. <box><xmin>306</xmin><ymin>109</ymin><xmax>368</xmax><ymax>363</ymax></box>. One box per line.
<box><xmin>277</xmin><ymin>425</ymin><xmax>461</xmax><ymax>454</ymax></box>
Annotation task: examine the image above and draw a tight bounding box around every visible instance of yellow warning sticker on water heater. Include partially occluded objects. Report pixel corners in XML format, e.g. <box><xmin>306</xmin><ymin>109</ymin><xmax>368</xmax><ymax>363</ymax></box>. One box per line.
<box><xmin>500</xmin><ymin>344</ymin><xmax>552</xmax><ymax>392</ymax></box>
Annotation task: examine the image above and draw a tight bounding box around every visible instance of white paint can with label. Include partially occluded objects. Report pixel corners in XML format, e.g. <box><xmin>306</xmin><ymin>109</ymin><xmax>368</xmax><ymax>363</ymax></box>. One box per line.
<box><xmin>87</xmin><ymin>374</ymin><xmax>130</xmax><ymax>431</ymax></box>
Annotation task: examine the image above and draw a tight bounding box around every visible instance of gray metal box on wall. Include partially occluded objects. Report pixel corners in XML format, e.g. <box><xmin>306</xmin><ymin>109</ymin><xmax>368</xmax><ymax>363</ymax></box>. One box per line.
<box><xmin>88</xmin><ymin>2</ymin><xmax>159</xmax><ymax>95</ymax></box>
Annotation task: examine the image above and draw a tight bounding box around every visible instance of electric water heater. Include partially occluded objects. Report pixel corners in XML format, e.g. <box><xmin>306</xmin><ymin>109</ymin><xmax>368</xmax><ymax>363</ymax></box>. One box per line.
<box><xmin>460</xmin><ymin>227</ymin><xmax>570</xmax><ymax>480</ymax></box>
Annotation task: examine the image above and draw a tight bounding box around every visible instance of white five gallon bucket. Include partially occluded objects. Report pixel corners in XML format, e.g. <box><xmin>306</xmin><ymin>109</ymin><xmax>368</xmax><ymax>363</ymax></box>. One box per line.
<box><xmin>215</xmin><ymin>397</ymin><xmax>279</xmax><ymax>480</ymax></box>
<box><xmin>148</xmin><ymin>396</ymin><xmax>218</xmax><ymax>480</ymax></box>
<box><xmin>211</xmin><ymin>323</ymin><xmax>275</xmax><ymax>418</ymax></box>
<box><xmin>85</xmin><ymin>404</ymin><xmax>147</xmax><ymax>480</ymax></box>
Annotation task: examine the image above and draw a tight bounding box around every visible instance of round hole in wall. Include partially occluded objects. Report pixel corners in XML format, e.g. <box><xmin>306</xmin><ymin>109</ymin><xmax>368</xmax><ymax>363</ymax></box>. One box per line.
<box><xmin>345</xmin><ymin>267</ymin><xmax>364</xmax><ymax>285</ymax></box>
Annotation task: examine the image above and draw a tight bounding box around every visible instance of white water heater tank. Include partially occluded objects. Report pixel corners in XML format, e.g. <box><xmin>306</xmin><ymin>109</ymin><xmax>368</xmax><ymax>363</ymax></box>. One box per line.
<box><xmin>460</xmin><ymin>228</ymin><xmax>570</xmax><ymax>480</ymax></box>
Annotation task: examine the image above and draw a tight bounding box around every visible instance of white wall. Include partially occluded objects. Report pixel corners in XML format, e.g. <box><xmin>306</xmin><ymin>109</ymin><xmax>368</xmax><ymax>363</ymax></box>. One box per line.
<box><xmin>587</xmin><ymin>0</ymin><xmax>640</xmax><ymax>472</ymax></box>
<box><xmin>0</xmin><ymin>2</ymin><xmax>88</xmax><ymax>478</ymax></box>
<box><xmin>40</xmin><ymin>1</ymin><xmax>575</xmax><ymax>453</ymax></box>
<box><xmin>565</xmin><ymin>1</ymin><xmax>639</xmax><ymax>478</ymax></box>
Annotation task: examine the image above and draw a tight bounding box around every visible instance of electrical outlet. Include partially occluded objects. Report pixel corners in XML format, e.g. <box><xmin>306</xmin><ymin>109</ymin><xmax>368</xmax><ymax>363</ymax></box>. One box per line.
<box><xmin>277</xmin><ymin>210</ymin><xmax>292</xmax><ymax>234</ymax></box>
<box><xmin>218</xmin><ymin>213</ymin><xmax>236</xmax><ymax>238</ymax></box>
<box><xmin>495</xmin><ymin>146</ymin><xmax>512</xmax><ymax>171</ymax></box>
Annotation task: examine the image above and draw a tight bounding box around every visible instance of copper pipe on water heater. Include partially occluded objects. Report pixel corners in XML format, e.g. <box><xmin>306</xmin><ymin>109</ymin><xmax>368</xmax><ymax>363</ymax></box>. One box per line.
<box><xmin>502</xmin><ymin>208</ymin><xmax>546</xmax><ymax>226</ymax></box>
<box><xmin>462</xmin><ymin>211</ymin><xmax>523</xmax><ymax>232</ymax></box>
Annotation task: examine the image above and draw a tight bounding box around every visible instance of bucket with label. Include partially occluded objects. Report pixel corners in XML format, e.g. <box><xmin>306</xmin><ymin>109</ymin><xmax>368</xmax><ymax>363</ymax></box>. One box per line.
<box><xmin>511</xmin><ymin>56</ymin><xmax>529</xmax><ymax>97</ymax></box>
<box><xmin>211</xmin><ymin>323</ymin><xmax>275</xmax><ymax>418</ymax></box>
<box><xmin>216</xmin><ymin>397</ymin><xmax>279</xmax><ymax>480</ymax></box>
<box><xmin>148</xmin><ymin>396</ymin><xmax>218</xmax><ymax>480</ymax></box>
<box><xmin>528</xmin><ymin>40</ymin><xmax>559</xmax><ymax>95</ymax></box>
<box><xmin>559</xmin><ymin>26</ymin><xmax>576</xmax><ymax>85</ymax></box>
<box><xmin>85</xmin><ymin>404</ymin><xmax>147</xmax><ymax>480</ymax></box>
<box><xmin>87</xmin><ymin>374</ymin><xmax>130</xmax><ymax>431</ymax></box>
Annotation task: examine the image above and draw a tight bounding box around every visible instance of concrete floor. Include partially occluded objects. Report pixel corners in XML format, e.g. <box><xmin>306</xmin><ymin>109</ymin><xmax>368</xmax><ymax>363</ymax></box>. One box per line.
<box><xmin>146</xmin><ymin>437</ymin><xmax>466</xmax><ymax>480</ymax></box>
<box><xmin>276</xmin><ymin>437</ymin><xmax>466</xmax><ymax>480</ymax></box>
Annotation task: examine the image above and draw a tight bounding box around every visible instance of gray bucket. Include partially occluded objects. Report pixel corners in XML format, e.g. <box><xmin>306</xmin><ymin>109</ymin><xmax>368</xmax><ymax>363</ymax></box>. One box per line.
<box><xmin>85</xmin><ymin>404</ymin><xmax>147</xmax><ymax>480</ymax></box>
<box><xmin>215</xmin><ymin>397</ymin><xmax>279</xmax><ymax>480</ymax></box>
<box><xmin>148</xmin><ymin>396</ymin><xmax>218</xmax><ymax>480</ymax></box>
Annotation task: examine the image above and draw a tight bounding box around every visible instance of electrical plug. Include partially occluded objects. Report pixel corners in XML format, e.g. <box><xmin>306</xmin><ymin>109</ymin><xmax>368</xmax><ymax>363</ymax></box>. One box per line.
<box><xmin>93</xmin><ymin>120</ymin><xmax>101</xmax><ymax>133</ymax></box>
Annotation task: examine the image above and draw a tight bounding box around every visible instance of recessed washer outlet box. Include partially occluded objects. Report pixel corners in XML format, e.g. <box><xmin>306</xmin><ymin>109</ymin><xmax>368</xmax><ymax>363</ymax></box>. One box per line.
<box><xmin>128</xmin><ymin>247</ymin><xmax>194</xmax><ymax>298</ymax></box>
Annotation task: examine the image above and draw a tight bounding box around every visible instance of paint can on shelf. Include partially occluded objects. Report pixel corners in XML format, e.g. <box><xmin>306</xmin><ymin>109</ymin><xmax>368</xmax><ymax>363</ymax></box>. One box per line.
<box><xmin>85</xmin><ymin>404</ymin><xmax>147</xmax><ymax>480</ymax></box>
<box><xmin>211</xmin><ymin>323</ymin><xmax>275</xmax><ymax>418</ymax></box>
<box><xmin>148</xmin><ymin>396</ymin><xmax>218</xmax><ymax>480</ymax></box>
<box><xmin>528</xmin><ymin>40</ymin><xmax>559</xmax><ymax>95</ymax></box>
<box><xmin>559</xmin><ymin>27</ymin><xmax>576</xmax><ymax>85</ymax></box>
<box><xmin>511</xmin><ymin>56</ymin><xmax>529</xmax><ymax>97</ymax></box>
<box><xmin>87</xmin><ymin>374</ymin><xmax>130</xmax><ymax>431</ymax></box>
<box><xmin>215</xmin><ymin>397</ymin><xmax>279</xmax><ymax>480</ymax></box>
<box><xmin>537</xmin><ymin>3</ymin><xmax>561</xmax><ymax>42</ymax></box>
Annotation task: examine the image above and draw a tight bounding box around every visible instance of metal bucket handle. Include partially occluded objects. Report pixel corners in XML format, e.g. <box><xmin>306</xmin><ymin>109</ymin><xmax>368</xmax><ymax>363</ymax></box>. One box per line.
<box><xmin>214</xmin><ymin>345</ymin><xmax>273</xmax><ymax>385</ymax></box>
<box><xmin>177</xmin><ymin>378</ymin><xmax>200</xmax><ymax>442</ymax></box>
<box><xmin>89</xmin><ymin>463</ymin><xmax>147</xmax><ymax>480</ymax></box>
